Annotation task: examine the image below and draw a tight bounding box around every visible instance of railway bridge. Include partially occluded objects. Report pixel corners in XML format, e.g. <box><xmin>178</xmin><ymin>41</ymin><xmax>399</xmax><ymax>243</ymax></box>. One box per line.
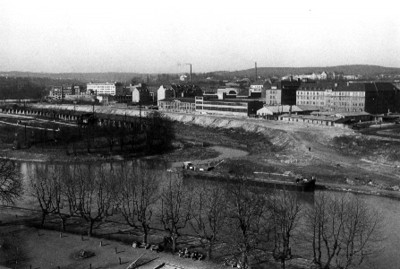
<box><xmin>0</xmin><ymin>104</ymin><xmax>149</xmax><ymax>129</ymax></box>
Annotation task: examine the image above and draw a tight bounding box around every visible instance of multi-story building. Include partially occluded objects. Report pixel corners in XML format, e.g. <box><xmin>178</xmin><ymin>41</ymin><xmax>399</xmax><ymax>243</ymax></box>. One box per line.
<box><xmin>73</xmin><ymin>85</ymin><xmax>86</xmax><ymax>95</ymax></box>
<box><xmin>296</xmin><ymin>82</ymin><xmax>399</xmax><ymax>114</ymax></box>
<box><xmin>49</xmin><ymin>85</ymin><xmax>76</xmax><ymax>100</ymax></box>
<box><xmin>296</xmin><ymin>82</ymin><xmax>334</xmax><ymax>109</ymax></box>
<box><xmin>265</xmin><ymin>81</ymin><xmax>301</xmax><ymax>105</ymax></box>
<box><xmin>86</xmin><ymin>82</ymin><xmax>118</xmax><ymax>96</ymax></box>
<box><xmin>131</xmin><ymin>84</ymin><xmax>152</xmax><ymax>104</ymax></box>
<box><xmin>249</xmin><ymin>82</ymin><xmax>264</xmax><ymax>98</ymax></box>
<box><xmin>265</xmin><ymin>83</ymin><xmax>281</xmax><ymax>105</ymax></box>
<box><xmin>157</xmin><ymin>85</ymin><xmax>174</xmax><ymax>101</ymax></box>
<box><xmin>49</xmin><ymin>86</ymin><xmax>63</xmax><ymax>100</ymax></box>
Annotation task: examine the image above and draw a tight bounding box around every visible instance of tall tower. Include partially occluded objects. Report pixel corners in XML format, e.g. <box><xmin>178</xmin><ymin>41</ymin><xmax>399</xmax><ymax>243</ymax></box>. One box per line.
<box><xmin>185</xmin><ymin>63</ymin><xmax>192</xmax><ymax>82</ymax></box>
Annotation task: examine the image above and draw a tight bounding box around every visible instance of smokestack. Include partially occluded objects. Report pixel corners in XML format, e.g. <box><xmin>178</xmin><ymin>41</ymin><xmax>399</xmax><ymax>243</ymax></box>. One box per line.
<box><xmin>255</xmin><ymin>62</ymin><xmax>258</xmax><ymax>81</ymax></box>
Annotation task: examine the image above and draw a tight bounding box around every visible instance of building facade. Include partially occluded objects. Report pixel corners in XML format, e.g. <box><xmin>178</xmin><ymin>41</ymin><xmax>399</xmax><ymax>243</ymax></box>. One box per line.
<box><xmin>158</xmin><ymin>98</ymin><xmax>196</xmax><ymax>112</ymax></box>
<box><xmin>49</xmin><ymin>85</ymin><xmax>76</xmax><ymax>100</ymax></box>
<box><xmin>296</xmin><ymin>82</ymin><xmax>399</xmax><ymax>114</ymax></box>
<box><xmin>265</xmin><ymin>84</ymin><xmax>281</xmax><ymax>105</ymax></box>
<box><xmin>265</xmin><ymin>81</ymin><xmax>301</xmax><ymax>105</ymax></box>
<box><xmin>249</xmin><ymin>82</ymin><xmax>265</xmax><ymax>98</ymax></box>
<box><xmin>195</xmin><ymin>96</ymin><xmax>263</xmax><ymax>117</ymax></box>
<box><xmin>131</xmin><ymin>84</ymin><xmax>152</xmax><ymax>104</ymax></box>
<box><xmin>157</xmin><ymin>85</ymin><xmax>174</xmax><ymax>101</ymax></box>
<box><xmin>87</xmin><ymin>83</ymin><xmax>117</xmax><ymax>96</ymax></box>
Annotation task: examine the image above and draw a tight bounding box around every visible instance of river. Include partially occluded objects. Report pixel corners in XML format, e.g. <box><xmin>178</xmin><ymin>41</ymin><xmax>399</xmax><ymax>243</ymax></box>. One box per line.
<box><xmin>7</xmin><ymin>156</ymin><xmax>399</xmax><ymax>269</ymax></box>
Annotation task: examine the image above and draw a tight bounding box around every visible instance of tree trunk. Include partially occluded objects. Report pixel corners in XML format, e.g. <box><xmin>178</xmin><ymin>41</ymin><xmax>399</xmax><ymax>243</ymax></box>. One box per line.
<box><xmin>60</xmin><ymin>216</ymin><xmax>66</xmax><ymax>232</ymax></box>
<box><xmin>88</xmin><ymin>220</ymin><xmax>95</xmax><ymax>237</ymax></box>
<box><xmin>241</xmin><ymin>251</ymin><xmax>249</xmax><ymax>269</ymax></box>
<box><xmin>207</xmin><ymin>241</ymin><xmax>213</xmax><ymax>260</ymax></box>
<box><xmin>142</xmin><ymin>224</ymin><xmax>148</xmax><ymax>244</ymax></box>
<box><xmin>41</xmin><ymin>212</ymin><xmax>47</xmax><ymax>227</ymax></box>
<box><xmin>171</xmin><ymin>234</ymin><xmax>177</xmax><ymax>253</ymax></box>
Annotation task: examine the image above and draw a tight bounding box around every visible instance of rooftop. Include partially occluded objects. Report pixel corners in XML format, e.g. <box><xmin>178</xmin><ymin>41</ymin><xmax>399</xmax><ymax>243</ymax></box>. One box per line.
<box><xmin>258</xmin><ymin>105</ymin><xmax>303</xmax><ymax>114</ymax></box>
<box><xmin>161</xmin><ymin>97</ymin><xmax>196</xmax><ymax>103</ymax></box>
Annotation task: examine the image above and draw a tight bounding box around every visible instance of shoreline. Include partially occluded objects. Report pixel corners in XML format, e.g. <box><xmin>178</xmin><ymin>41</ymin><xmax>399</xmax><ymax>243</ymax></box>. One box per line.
<box><xmin>2</xmin><ymin>143</ymin><xmax>400</xmax><ymax>201</ymax></box>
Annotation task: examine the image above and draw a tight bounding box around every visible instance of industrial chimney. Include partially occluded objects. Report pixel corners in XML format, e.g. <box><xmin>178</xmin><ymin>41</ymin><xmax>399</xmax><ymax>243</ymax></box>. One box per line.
<box><xmin>255</xmin><ymin>62</ymin><xmax>258</xmax><ymax>81</ymax></box>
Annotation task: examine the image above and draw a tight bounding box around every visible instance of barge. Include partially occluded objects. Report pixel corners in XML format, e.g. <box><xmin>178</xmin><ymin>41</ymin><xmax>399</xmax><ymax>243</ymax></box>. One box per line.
<box><xmin>182</xmin><ymin>162</ymin><xmax>317</xmax><ymax>192</ymax></box>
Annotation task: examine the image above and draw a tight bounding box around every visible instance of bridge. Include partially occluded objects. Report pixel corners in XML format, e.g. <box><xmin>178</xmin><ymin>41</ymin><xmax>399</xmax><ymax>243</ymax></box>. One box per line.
<box><xmin>0</xmin><ymin>103</ymin><xmax>151</xmax><ymax>129</ymax></box>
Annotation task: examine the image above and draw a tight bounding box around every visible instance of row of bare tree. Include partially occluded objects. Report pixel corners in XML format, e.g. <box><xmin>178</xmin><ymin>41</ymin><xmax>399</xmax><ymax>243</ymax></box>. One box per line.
<box><xmin>27</xmin><ymin>163</ymin><xmax>383</xmax><ymax>269</ymax></box>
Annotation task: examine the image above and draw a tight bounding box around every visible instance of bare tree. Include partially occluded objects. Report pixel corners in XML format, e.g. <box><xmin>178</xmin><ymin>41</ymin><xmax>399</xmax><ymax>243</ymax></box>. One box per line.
<box><xmin>189</xmin><ymin>183</ymin><xmax>228</xmax><ymax>260</ymax></box>
<box><xmin>134</xmin><ymin>167</ymin><xmax>160</xmax><ymax>243</ymax></box>
<box><xmin>118</xmin><ymin>164</ymin><xmax>160</xmax><ymax>243</ymax></box>
<box><xmin>267</xmin><ymin>190</ymin><xmax>302</xmax><ymax>269</ymax></box>
<box><xmin>0</xmin><ymin>159</ymin><xmax>22</xmax><ymax>204</ymax></box>
<box><xmin>118</xmin><ymin>165</ymin><xmax>137</xmax><ymax>228</ymax></box>
<box><xmin>223</xmin><ymin>179</ymin><xmax>266</xmax><ymax>269</ymax></box>
<box><xmin>305</xmin><ymin>193</ymin><xmax>383</xmax><ymax>269</ymax></box>
<box><xmin>70</xmin><ymin>164</ymin><xmax>118</xmax><ymax>236</ymax></box>
<box><xmin>52</xmin><ymin>165</ymin><xmax>72</xmax><ymax>231</ymax></box>
<box><xmin>62</xmin><ymin>164</ymin><xmax>81</xmax><ymax>223</ymax></box>
<box><xmin>31</xmin><ymin>164</ymin><xmax>71</xmax><ymax>230</ymax></box>
<box><xmin>30</xmin><ymin>164</ymin><xmax>58</xmax><ymax>227</ymax></box>
<box><xmin>159</xmin><ymin>172</ymin><xmax>192</xmax><ymax>252</ymax></box>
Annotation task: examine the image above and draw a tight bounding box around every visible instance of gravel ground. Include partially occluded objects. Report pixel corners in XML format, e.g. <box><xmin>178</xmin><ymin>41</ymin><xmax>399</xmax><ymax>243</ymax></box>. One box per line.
<box><xmin>1</xmin><ymin>226</ymin><xmax>226</xmax><ymax>269</ymax></box>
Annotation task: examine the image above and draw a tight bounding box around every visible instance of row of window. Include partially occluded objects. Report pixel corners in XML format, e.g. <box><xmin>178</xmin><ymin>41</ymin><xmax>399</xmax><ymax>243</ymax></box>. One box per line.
<box><xmin>330</xmin><ymin>103</ymin><xmax>364</xmax><ymax>107</ymax></box>
<box><xmin>298</xmin><ymin>91</ymin><xmax>365</xmax><ymax>96</ymax></box>
<box><xmin>195</xmin><ymin>106</ymin><xmax>247</xmax><ymax>112</ymax></box>
<box><xmin>297</xmin><ymin>101</ymin><xmax>324</xmax><ymax>106</ymax></box>
<box><xmin>199</xmin><ymin>102</ymin><xmax>247</xmax><ymax>107</ymax></box>
<box><xmin>297</xmin><ymin>96</ymin><xmax>365</xmax><ymax>101</ymax></box>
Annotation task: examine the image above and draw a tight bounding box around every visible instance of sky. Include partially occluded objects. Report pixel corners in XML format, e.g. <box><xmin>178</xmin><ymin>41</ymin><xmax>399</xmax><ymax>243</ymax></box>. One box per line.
<box><xmin>1</xmin><ymin>0</ymin><xmax>400</xmax><ymax>73</ymax></box>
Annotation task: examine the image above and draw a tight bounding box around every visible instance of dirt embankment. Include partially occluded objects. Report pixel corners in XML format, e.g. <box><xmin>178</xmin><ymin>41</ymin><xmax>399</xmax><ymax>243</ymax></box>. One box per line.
<box><xmin>10</xmin><ymin>105</ymin><xmax>400</xmax><ymax>189</ymax></box>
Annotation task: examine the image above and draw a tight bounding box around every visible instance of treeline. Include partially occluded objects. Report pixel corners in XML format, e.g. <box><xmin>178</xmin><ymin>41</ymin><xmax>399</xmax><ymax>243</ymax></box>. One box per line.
<box><xmin>29</xmin><ymin>163</ymin><xmax>383</xmax><ymax>269</ymax></box>
<box><xmin>0</xmin><ymin>77</ymin><xmax>82</xmax><ymax>99</ymax></box>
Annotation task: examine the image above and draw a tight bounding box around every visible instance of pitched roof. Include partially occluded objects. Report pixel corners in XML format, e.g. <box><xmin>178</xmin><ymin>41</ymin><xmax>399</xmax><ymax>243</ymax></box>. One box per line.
<box><xmin>296</xmin><ymin>105</ymin><xmax>320</xmax><ymax>111</ymax></box>
<box><xmin>298</xmin><ymin>82</ymin><xmax>336</xmax><ymax>91</ymax></box>
<box><xmin>281</xmin><ymin>114</ymin><xmax>341</xmax><ymax>122</ymax></box>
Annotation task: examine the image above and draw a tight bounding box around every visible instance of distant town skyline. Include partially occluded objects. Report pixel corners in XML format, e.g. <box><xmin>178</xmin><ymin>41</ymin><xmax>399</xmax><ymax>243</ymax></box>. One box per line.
<box><xmin>1</xmin><ymin>0</ymin><xmax>399</xmax><ymax>74</ymax></box>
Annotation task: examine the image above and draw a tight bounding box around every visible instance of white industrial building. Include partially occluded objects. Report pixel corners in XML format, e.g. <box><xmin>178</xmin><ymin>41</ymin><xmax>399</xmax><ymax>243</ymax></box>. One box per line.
<box><xmin>87</xmin><ymin>83</ymin><xmax>117</xmax><ymax>96</ymax></box>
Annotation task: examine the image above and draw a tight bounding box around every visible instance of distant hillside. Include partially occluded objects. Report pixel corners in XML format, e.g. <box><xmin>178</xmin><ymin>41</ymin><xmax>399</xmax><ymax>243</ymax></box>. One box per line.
<box><xmin>212</xmin><ymin>65</ymin><xmax>400</xmax><ymax>79</ymax></box>
<box><xmin>1</xmin><ymin>65</ymin><xmax>400</xmax><ymax>82</ymax></box>
<box><xmin>0</xmin><ymin>72</ymin><xmax>146</xmax><ymax>83</ymax></box>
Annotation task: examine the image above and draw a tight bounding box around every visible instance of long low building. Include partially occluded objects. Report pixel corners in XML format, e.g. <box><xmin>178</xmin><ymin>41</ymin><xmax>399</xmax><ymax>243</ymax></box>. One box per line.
<box><xmin>257</xmin><ymin>105</ymin><xmax>303</xmax><ymax>119</ymax></box>
<box><xmin>278</xmin><ymin>111</ymin><xmax>372</xmax><ymax>128</ymax></box>
<box><xmin>279</xmin><ymin>114</ymin><xmax>347</xmax><ymax>127</ymax></box>
<box><xmin>195</xmin><ymin>96</ymin><xmax>263</xmax><ymax>117</ymax></box>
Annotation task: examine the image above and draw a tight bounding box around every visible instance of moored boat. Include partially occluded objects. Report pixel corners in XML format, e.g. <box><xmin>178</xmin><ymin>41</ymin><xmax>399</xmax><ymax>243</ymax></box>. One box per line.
<box><xmin>182</xmin><ymin>162</ymin><xmax>317</xmax><ymax>192</ymax></box>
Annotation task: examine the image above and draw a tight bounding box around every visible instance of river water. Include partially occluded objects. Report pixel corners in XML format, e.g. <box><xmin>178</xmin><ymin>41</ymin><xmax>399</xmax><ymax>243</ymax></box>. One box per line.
<box><xmin>11</xmin><ymin>159</ymin><xmax>399</xmax><ymax>269</ymax></box>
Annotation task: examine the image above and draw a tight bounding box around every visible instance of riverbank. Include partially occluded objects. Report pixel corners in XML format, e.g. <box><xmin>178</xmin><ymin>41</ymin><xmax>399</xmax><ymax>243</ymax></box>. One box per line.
<box><xmin>3</xmin><ymin>106</ymin><xmax>400</xmax><ymax>201</ymax></box>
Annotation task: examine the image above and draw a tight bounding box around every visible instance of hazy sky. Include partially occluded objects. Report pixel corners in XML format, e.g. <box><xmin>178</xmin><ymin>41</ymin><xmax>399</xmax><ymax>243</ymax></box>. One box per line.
<box><xmin>1</xmin><ymin>0</ymin><xmax>399</xmax><ymax>73</ymax></box>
